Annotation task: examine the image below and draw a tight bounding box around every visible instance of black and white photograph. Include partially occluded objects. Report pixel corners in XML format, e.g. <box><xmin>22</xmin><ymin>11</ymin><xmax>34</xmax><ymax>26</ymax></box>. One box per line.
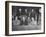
<box><xmin>5</xmin><ymin>1</ymin><xmax>45</xmax><ymax>36</ymax></box>
<box><xmin>12</xmin><ymin>6</ymin><xmax>41</xmax><ymax>31</ymax></box>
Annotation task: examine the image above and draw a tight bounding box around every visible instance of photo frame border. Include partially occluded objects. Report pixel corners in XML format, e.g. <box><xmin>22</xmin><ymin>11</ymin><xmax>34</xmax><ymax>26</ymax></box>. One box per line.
<box><xmin>5</xmin><ymin>1</ymin><xmax>45</xmax><ymax>36</ymax></box>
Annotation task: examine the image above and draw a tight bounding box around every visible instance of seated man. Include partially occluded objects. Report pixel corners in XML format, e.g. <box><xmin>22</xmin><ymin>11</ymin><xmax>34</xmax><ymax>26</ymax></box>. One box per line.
<box><xmin>13</xmin><ymin>16</ymin><xmax>20</xmax><ymax>26</ymax></box>
<box><xmin>19</xmin><ymin>15</ymin><xmax>28</xmax><ymax>25</ymax></box>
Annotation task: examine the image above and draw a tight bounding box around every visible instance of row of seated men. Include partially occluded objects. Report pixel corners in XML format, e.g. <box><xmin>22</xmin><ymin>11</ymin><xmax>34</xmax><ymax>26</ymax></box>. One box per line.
<box><xmin>12</xmin><ymin>12</ymin><xmax>41</xmax><ymax>25</ymax></box>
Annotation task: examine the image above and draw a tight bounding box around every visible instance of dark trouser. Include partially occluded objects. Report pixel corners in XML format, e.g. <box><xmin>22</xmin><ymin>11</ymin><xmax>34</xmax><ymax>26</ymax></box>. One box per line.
<box><xmin>36</xmin><ymin>15</ymin><xmax>39</xmax><ymax>25</ymax></box>
<box><xmin>20</xmin><ymin>20</ymin><xmax>28</xmax><ymax>25</ymax></box>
